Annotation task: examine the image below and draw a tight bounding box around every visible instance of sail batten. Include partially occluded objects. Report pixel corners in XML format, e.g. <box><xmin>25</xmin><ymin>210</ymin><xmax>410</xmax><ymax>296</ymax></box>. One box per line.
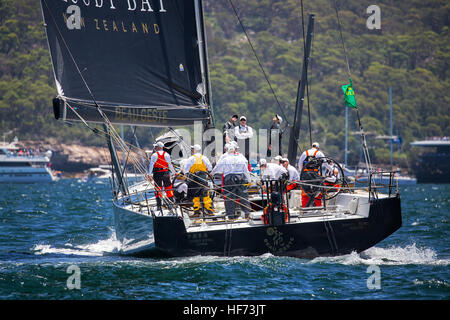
<box><xmin>41</xmin><ymin>0</ymin><xmax>210</xmax><ymax>126</ymax></box>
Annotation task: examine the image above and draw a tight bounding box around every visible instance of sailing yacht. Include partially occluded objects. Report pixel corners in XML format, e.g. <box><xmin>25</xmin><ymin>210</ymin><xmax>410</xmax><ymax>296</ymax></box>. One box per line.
<box><xmin>40</xmin><ymin>1</ymin><xmax>402</xmax><ymax>258</ymax></box>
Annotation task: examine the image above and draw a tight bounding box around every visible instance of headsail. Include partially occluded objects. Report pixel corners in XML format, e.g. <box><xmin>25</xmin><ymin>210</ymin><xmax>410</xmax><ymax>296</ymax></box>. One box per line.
<box><xmin>41</xmin><ymin>0</ymin><xmax>211</xmax><ymax>127</ymax></box>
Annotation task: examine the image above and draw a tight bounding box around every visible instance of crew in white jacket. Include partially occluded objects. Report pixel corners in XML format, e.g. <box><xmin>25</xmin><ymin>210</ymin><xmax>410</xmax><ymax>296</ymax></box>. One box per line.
<box><xmin>234</xmin><ymin>116</ymin><xmax>253</xmax><ymax>161</ymax></box>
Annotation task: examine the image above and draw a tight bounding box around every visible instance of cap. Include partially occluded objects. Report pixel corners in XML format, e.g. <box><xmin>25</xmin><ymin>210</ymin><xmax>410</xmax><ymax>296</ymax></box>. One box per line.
<box><xmin>231</xmin><ymin>141</ymin><xmax>239</xmax><ymax>149</ymax></box>
<box><xmin>274</xmin><ymin>155</ymin><xmax>282</xmax><ymax>161</ymax></box>
<box><xmin>227</xmin><ymin>145</ymin><xmax>236</xmax><ymax>153</ymax></box>
<box><xmin>232</xmin><ymin>114</ymin><xmax>239</xmax><ymax>119</ymax></box>
<box><xmin>193</xmin><ymin>144</ymin><xmax>201</xmax><ymax>152</ymax></box>
<box><xmin>276</xmin><ymin>114</ymin><xmax>283</xmax><ymax>123</ymax></box>
<box><xmin>281</xmin><ymin>157</ymin><xmax>289</xmax><ymax>163</ymax></box>
<box><xmin>259</xmin><ymin>158</ymin><xmax>267</xmax><ymax>165</ymax></box>
<box><xmin>153</xmin><ymin>141</ymin><xmax>164</xmax><ymax>148</ymax></box>
<box><xmin>312</xmin><ymin>142</ymin><xmax>320</xmax><ymax>148</ymax></box>
<box><xmin>240</xmin><ymin>116</ymin><xmax>247</xmax><ymax>121</ymax></box>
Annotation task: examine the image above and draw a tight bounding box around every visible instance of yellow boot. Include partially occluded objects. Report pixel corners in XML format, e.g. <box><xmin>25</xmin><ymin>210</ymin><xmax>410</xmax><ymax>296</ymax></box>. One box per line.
<box><xmin>192</xmin><ymin>197</ymin><xmax>201</xmax><ymax>217</ymax></box>
<box><xmin>203</xmin><ymin>193</ymin><xmax>214</xmax><ymax>216</ymax></box>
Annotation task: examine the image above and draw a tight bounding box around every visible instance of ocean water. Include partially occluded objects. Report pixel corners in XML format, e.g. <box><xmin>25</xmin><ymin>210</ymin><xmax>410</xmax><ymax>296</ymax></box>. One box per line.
<box><xmin>0</xmin><ymin>179</ymin><xmax>448</xmax><ymax>300</ymax></box>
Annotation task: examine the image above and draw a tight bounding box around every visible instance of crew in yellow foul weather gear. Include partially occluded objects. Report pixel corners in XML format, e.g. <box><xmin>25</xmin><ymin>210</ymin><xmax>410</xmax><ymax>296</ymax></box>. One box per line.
<box><xmin>184</xmin><ymin>144</ymin><xmax>213</xmax><ymax>217</ymax></box>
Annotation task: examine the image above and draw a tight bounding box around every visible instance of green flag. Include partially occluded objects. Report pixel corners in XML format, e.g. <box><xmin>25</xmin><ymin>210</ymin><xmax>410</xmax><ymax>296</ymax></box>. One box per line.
<box><xmin>341</xmin><ymin>78</ymin><xmax>358</xmax><ymax>108</ymax></box>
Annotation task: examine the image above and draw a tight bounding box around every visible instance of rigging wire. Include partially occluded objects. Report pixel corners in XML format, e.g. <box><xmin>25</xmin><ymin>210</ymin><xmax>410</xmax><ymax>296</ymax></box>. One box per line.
<box><xmin>308</xmin><ymin>26</ymin><xmax>315</xmax><ymax>146</ymax></box>
<box><xmin>227</xmin><ymin>0</ymin><xmax>310</xmax><ymax>154</ymax></box>
<box><xmin>300</xmin><ymin>0</ymin><xmax>313</xmax><ymax>147</ymax></box>
<box><xmin>332</xmin><ymin>0</ymin><xmax>352</xmax><ymax>77</ymax></box>
<box><xmin>227</xmin><ymin>0</ymin><xmax>288</xmax><ymax>125</ymax></box>
<box><xmin>331</xmin><ymin>0</ymin><xmax>372</xmax><ymax>173</ymax></box>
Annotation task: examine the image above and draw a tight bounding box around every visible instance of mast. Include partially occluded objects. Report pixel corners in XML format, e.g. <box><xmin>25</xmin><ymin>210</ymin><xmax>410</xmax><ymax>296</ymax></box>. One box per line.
<box><xmin>288</xmin><ymin>14</ymin><xmax>315</xmax><ymax>164</ymax></box>
<box><xmin>194</xmin><ymin>0</ymin><xmax>211</xmax><ymax>113</ymax></box>
<box><xmin>345</xmin><ymin>107</ymin><xmax>348</xmax><ymax>166</ymax></box>
<box><xmin>104</xmin><ymin>124</ymin><xmax>127</xmax><ymax>196</ymax></box>
<box><xmin>194</xmin><ymin>0</ymin><xmax>207</xmax><ymax>97</ymax></box>
<box><xmin>389</xmin><ymin>86</ymin><xmax>393</xmax><ymax>170</ymax></box>
<box><xmin>195</xmin><ymin>0</ymin><xmax>215</xmax><ymax>155</ymax></box>
<box><xmin>196</xmin><ymin>0</ymin><xmax>214</xmax><ymax>127</ymax></box>
<box><xmin>121</xmin><ymin>125</ymin><xmax>126</xmax><ymax>166</ymax></box>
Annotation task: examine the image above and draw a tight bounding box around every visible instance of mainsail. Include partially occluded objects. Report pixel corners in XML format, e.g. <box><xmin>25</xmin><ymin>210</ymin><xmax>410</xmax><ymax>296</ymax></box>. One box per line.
<box><xmin>41</xmin><ymin>0</ymin><xmax>211</xmax><ymax>127</ymax></box>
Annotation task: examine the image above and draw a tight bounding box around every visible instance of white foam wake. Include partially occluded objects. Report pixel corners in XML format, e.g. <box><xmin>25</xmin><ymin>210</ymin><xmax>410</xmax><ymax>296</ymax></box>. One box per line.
<box><xmin>310</xmin><ymin>243</ymin><xmax>450</xmax><ymax>266</ymax></box>
<box><xmin>32</xmin><ymin>231</ymin><xmax>122</xmax><ymax>257</ymax></box>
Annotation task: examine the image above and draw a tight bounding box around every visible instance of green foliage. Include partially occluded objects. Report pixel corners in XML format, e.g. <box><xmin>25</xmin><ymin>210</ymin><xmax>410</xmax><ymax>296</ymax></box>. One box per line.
<box><xmin>0</xmin><ymin>0</ymin><xmax>448</xmax><ymax>166</ymax></box>
<box><xmin>204</xmin><ymin>0</ymin><xmax>449</xmax><ymax>165</ymax></box>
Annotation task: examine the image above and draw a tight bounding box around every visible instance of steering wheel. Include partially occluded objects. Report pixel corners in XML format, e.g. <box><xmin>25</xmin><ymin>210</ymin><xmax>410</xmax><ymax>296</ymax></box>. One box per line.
<box><xmin>300</xmin><ymin>156</ymin><xmax>347</xmax><ymax>201</ymax></box>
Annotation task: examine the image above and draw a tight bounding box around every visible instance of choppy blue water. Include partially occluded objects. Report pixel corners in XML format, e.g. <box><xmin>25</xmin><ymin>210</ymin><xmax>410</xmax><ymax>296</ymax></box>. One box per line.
<box><xmin>0</xmin><ymin>179</ymin><xmax>448</xmax><ymax>300</ymax></box>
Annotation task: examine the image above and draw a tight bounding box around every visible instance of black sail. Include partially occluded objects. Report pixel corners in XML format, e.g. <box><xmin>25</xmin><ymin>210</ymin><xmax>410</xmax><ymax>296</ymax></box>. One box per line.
<box><xmin>41</xmin><ymin>0</ymin><xmax>210</xmax><ymax>126</ymax></box>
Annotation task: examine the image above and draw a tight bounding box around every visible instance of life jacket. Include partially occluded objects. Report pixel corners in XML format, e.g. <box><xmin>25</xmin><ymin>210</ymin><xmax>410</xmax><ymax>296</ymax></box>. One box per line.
<box><xmin>261</xmin><ymin>203</ymin><xmax>289</xmax><ymax>225</ymax></box>
<box><xmin>153</xmin><ymin>150</ymin><xmax>169</xmax><ymax>172</ymax></box>
<box><xmin>286</xmin><ymin>183</ymin><xmax>298</xmax><ymax>192</ymax></box>
<box><xmin>303</xmin><ymin>149</ymin><xmax>319</xmax><ymax>171</ymax></box>
<box><xmin>189</xmin><ymin>154</ymin><xmax>207</xmax><ymax>173</ymax></box>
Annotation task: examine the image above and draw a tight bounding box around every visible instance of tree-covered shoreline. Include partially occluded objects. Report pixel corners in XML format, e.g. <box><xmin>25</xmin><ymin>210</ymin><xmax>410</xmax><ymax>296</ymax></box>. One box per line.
<box><xmin>0</xmin><ymin>0</ymin><xmax>448</xmax><ymax>168</ymax></box>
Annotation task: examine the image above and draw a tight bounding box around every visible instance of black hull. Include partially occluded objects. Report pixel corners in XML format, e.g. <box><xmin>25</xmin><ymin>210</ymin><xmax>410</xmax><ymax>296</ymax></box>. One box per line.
<box><xmin>150</xmin><ymin>196</ymin><xmax>401</xmax><ymax>259</ymax></box>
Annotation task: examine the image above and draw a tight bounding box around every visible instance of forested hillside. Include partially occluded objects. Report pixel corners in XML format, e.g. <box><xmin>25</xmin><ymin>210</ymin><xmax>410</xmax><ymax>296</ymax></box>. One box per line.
<box><xmin>0</xmin><ymin>0</ymin><xmax>448</xmax><ymax>167</ymax></box>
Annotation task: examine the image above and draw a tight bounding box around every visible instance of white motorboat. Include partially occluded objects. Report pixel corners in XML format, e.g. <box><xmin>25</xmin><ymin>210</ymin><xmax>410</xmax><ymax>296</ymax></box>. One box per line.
<box><xmin>84</xmin><ymin>165</ymin><xmax>144</xmax><ymax>183</ymax></box>
<box><xmin>0</xmin><ymin>138</ymin><xmax>57</xmax><ymax>183</ymax></box>
<box><xmin>341</xmin><ymin>165</ymin><xmax>416</xmax><ymax>185</ymax></box>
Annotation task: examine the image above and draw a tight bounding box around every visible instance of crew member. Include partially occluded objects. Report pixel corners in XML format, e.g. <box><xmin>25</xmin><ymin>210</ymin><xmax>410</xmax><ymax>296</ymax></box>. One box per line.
<box><xmin>216</xmin><ymin>143</ymin><xmax>229</xmax><ymax>162</ymax></box>
<box><xmin>259</xmin><ymin>158</ymin><xmax>287</xmax><ymax>180</ymax></box>
<box><xmin>173</xmin><ymin>159</ymin><xmax>188</xmax><ymax>203</ymax></box>
<box><xmin>297</xmin><ymin>142</ymin><xmax>325</xmax><ymax>207</ymax></box>
<box><xmin>223</xmin><ymin>114</ymin><xmax>238</xmax><ymax>150</ymax></box>
<box><xmin>184</xmin><ymin>144</ymin><xmax>214</xmax><ymax>216</ymax></box>
<box><xmin>281</xmin><ymin>158</ymin><xmax>300</xmax><ymax>192</ymax></box>
<box><xmin>234</xmin><ymin>116</ymin><xmax>253</xmax><ymax>162</ymax></box>
<box><xmin>230</xmin><ymin>140</ymin><xmax>252</xmax><ymax>172</ymax></box>
<box><xmin>211</xmin><ymin>145</ymin><xmax>250</xmax><ymax>219</ymax></box>
<box><xmin>297</xmin><ymin>142</ymin><xmax>325</xmax><ymax>173</ymax></box>
<box><xmin>323</xmin><ymin>160</ymin><xmax>340</xmax><ymax>184</ymax></box>
<box><xmin>147</xmin><ymin>141</ymin><xmax>175</xmax><ymax>212</ymax></box>
<box><xmin>322</xmin><ymin>160</ymin><xmax>341</xmax><ymax>195</ymax></box>
<box><xmin>268</xmin><ymin>114</ymin><xmax>283</xmax><ymax>157</ymax></box>
<box><xmin>281</xmin><ymin>158</ymin><xmax>300</xmax><ymax>181</ymax></box>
